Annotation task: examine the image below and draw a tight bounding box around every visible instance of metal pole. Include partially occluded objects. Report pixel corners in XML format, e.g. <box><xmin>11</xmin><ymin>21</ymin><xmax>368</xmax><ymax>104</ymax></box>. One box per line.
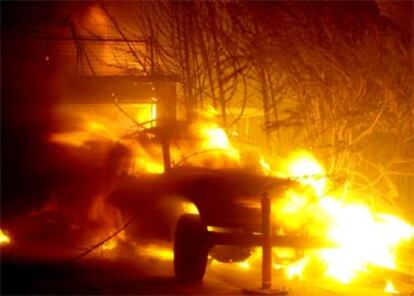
<box><xmin>161</xmin><ymin>137</ymin><xmax>171</xmax><ymax>173</ymax></box>
<box><xmin>261</xmin><ymin>192</ymin><xmax>272</xmax><ymax>290</ymax></box>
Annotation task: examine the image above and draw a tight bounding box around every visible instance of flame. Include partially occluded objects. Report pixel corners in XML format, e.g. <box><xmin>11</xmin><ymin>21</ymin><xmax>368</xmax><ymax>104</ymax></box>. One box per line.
<box><xmin>318</xmin><ymin>200</ymin><xmax>414</xmax><ymax>283</ymax></box>
<box><xmin>49</xmin><ymin>119</ymin><xmax>120</xmax><ymax>147</ymax></box>
<box><xmin>286</xmin><ymin>257</ymin><xmax>308</xmax><ymax>280</ymax></box>
<box><xmin>150</xmin><ymin>101</ymin><xmax>157</xmax><ymax>123</ymax></box>
<box><xmin>182</xmin><ymin>202</ymin><xmax>199</xmax><ymax>215</ymax></box>
<box><xmin>137</xmin><ymin>245</ymin><xmax>174</xmax><ymax>261</ymax></box>
<box><xmin>134</xmin><ymin>101</ymin><xmax>157</xmax><ymax>128</ymax></box>
<box><xmin>102</xmin><ymin>239</ymin><xmax>117</xmax><ymax>251</ymax></box>
<box><xmin>384</xmin><ymin>279</ymin><xmax>399</xmax><ymax>294</ymax></box>
<box><xmin>133</xmin><ymin>153</ymin><xmax>164</xmax><ymax>174</ymax></box>
<box><xmin>274</xmin><ymin>150</ymin><xmax>414</xmax><ymax>284</ymax></box>
<box><xmin>168</xmin><ymin>121</ymin><xmax>240</xmax><ymax>169</ymax></box>
<box><xmin>0</xmin><ymin>229</ymin><xmax>11</xmax><ymax>245</ymax></box>
<box><xmin>209</xmin><ymin>248</ymin><xmax>259</xmax><ymax>272</ymax></box>
<box><xmin>199</xmin><ymin>124</ymin><xmax>231</xmax><ymax>150</ymax></box>
<box><xmin>50</xmin><ymin>105</ymin><xmax>240</xmax><ymax>174</ymax></box>
<box><xmin>259</xmin><ymin>155</ymin><xmax>272</xmax><ymax>174</ymax></box>
<box><xmin>278</xmin><ymin>150</ymin><xmax>326</xmax><ymax>195</ymax></box>
<box><xmin>193</xmin><ymin>121</ymin><xmax>239</xmax><ymax>162</ymax></box>
<box><xmin>49</xmin><ymin>102</ymin><xmax>413</xmax><ymax>288</ymax></box>
<box><xmin>237</xmin><ymin>261</ymin><xmax>251</xmax><ymax>270</ymax></box>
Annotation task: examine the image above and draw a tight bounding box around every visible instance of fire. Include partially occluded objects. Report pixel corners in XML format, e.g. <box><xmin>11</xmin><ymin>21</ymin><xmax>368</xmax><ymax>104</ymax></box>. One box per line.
<box><xmin>286</xmin><ymin>257</ymin><xmax>308</xmax><ymax>280</ymax></box>
<box><xmin>49</xmin><ymin>119</ymin><xmax>120</xmax><ymax>147</ymax></box>
<box><xmin>0</xmin><ymin>229</ymin><xmax>11</xmax><ymax>245</ymax></box>
<box><xmin>102</xmin><ymin>239</ymin><xmax>117</xmax><ymax>251</ymax></box>
<box><xmin>137</xmin><ymin>244</ymin><xmax>174</xmax><ymax>261</ymax></box>
<box><xmin>274</xmin><ymin>150</ymin><xmax>414</xmax><ymax>284</ymax></box>
<box><xmin>237</xmin><ymin>261</ymin><xmax>251</xmax><ymax>270</ymax></box>
<box><xmin>99</xmin><ymin>236</ymin><xmax>174</xmax><ymax>262</ymax></box>
<box><xmin>278</xmin><ymin>150</ymin><xmax>326</xmax><ymax>195</ymax></box>
<box><xmin>199</xmin><ymin>124</ymin><xmax>231</xmax><ymax>150</ymax></box>
<box><xmin>384</xmin><ymin>279</ymin><xmax>399</xmax><ymax>294</ymax></box>
<box><xmin>49</xmin><ymin>105</ymin><xmax>241</xmax><ymax>174</ymax></box>
<box><xmin>48</xmin><ymin>102</ymin><xmax>413</xmax><ymax>289</ymax></box>
<box><xmin>318</xmin><ymin>199</ymin><xmax>414</xmax><ymax>283</ymax></box>
<box><xmin>192</xmin><ymin>121</ymin><xmax>240</xmax><ymax>161</ymax></box>
<box><xmin>182</xmin><ymin>202</ymin><xmax>199</xmax><ymax>215</ymax></box>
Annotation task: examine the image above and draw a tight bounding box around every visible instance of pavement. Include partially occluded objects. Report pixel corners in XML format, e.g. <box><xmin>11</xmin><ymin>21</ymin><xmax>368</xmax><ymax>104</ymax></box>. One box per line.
<box><xmin>2</xmin><ymin>241</ymin><xmax>413</xmax><ymax>295</ymax></box>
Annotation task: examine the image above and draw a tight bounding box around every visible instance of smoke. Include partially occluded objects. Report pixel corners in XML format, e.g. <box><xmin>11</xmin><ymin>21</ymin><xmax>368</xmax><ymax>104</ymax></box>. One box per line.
<box><xmin>0</xmin><ymin>3</ymin><xmax>119</xmax><ymax>253</ymax></box>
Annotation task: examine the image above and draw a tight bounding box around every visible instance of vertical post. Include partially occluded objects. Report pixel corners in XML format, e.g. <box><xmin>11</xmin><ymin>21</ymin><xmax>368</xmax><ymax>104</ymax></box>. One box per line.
<box><xmin>261</xmin><ymin>192</ymin><xmax>272</xmax><ymax>290</ymax></box>
<box><xmin>160</xmin><ymin>134</ymin><xmax>171</xmax><ymax>173</ymax></box>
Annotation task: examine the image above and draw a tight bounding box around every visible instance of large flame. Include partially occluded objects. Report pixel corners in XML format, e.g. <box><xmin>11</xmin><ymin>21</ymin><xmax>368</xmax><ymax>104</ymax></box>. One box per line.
<box><xmin>49</xmin><ymin>105</ymin><xmax>239</xmax><ymax>174</ymax></box>
<box><xmin>47</xmin><ymin>104</ymin><xmax>413</xmax><ymax>290</ymax></box>
<box><xmin>275</xmin><ymin>151</ymin><xmax>414</xmax><ymax>284</ymax></box>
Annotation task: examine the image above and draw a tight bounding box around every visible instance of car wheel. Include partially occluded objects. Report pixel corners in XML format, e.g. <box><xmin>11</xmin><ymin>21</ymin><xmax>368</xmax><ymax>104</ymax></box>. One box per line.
<box><xmin>174</xmin><ymin>214</ymin><xmax>209</xmax><ymax>284</ymax></box>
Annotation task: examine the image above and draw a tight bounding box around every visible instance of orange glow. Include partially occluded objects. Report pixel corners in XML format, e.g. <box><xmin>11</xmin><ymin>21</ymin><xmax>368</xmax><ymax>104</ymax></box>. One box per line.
<box><xmin>183</xmin><ymin>121</ymin><xmax>240</xmax><ymax>169</ymax></box>
<box><xmin>274</xmin><ymin>150</ymin><xmax>414</xmax><ymax>284</ymax></box>
<box><xmin>196</xmin><ymin>122</ymin><xmax>235</xmax><ymax>151</ymax></box>
<box><xmin>133</xmin><ymin>154</ymin><xmax>164</xmax><ymax>174</ymax></box>
<box><xmin>133</xmin><ymin>102</ymin><xmax>157</xmax><ymax>128</ymax></box>
<box><xmin>0</xmin><ymin>229</ymin><xmax>11</xmax><ymax>245</ymax></box>
<box><xmin>209</xmin><ymin>247</ymin><xmax>261</xmax><ymax>271</ymax></box>
<box><xmin>384</xmin><ymin>279</ymin><xmax>399</xmax><ymax>294</ymax></box>
<box><xmin>102</xmin><ymin>239</ymin><xmax>117</xmax><ymax>251</ymax></box>
<box><xmin>182</xmin><ymin>202</ymin><xmax>199</xmax><ymax>215</ymax></box>
<box><xmin>137</xmin><ymin>245</ymin><xmax>174</xmax><ymax>261</ymax></box>
<box><xmin>50</xmin><ymin>104</ymin><xmax>165</xmax><ymax>175</ymax></box>
<box><xmin>237</xmin><ymin>261</ymin><xmax>251</xmax><ymax>270</ymax></box>
<box><xmin>259</xmin><ymin>155</ymin><xmax>271</xmax><ymax>174</ymax></box>
<box><xmin>150</xmin><ymin>100</ymin><xmax>157</xmax><ymax>123</ymax></box>
<box><xmin>318</xmin><ymin>199</ymin><xmax>414</xmax><ymax>283</ymax></box>
<box><xmin>278</xmin><ymin>150</ymin><xmax>326</xmax><ymax>195</ymax></box>
<box><xmin>49</xmin><ymin>102</ymin><xmax>413</xmax><ymax>287</ymax></box>
<box><xmin>286</xmin><ymin>257</ymin><xmax>308</xmax><ymax>280</ymax></box>
<box><xmin>49</xmin><ymin>119</ymin><xmax>120</xmax><ymax>147</ymax></box>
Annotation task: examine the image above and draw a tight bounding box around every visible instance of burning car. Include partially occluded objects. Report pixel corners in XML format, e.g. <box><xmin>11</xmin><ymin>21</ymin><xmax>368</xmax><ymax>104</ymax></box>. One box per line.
<box><xmin>107</xmin><ymin>120</ymin><xmax>330</xmax><ymax>285</ymax></box>
<box><xmin>29</xmin><ymin>100</ymin><xmax>414</xmax><ymax>293</ymax></box>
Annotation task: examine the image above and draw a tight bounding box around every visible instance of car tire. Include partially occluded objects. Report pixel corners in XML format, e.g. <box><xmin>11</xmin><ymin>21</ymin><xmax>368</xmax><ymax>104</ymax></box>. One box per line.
<box><xmin>174</xmin><ymin>214</ymin><xmax>209</xmax><ymax>284</ymax></box>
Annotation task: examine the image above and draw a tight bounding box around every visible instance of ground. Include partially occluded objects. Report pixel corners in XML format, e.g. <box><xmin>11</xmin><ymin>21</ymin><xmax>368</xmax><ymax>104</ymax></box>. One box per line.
<box><xmin>2</xmin><ymin>242</ymin><xmax>413</xmax><ymax>295</ymax></box>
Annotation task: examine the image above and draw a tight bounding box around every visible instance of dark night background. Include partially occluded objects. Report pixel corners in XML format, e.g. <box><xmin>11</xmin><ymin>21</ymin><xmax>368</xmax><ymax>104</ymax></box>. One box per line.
<box><xmin>1</xmin><ymin>1</ymin><xmax>413</xmax><ymax>294</ymax></box>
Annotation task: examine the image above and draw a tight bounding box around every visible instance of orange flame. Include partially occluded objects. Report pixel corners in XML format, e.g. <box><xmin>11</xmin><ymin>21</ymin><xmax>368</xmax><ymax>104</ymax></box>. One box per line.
<box><xmin>0</xmin><ymin>229</ymin><xmax>11</xmax><ymax>245</ymax></box>
<box><xmin>48</xmin><ymin>103</ymin><xmax>413</xmax><ymax>287</ymax></box>
<box><xmin>182</xmin><ymin>202</ymin><xmax>199</xmax><ymax>215</ymax></box>
<box><xmin>384</xmin><ymin>279</ymin><xmax>399</xmax><ymax>294</ymax></box>
<box><xmin>136</xmin><ymin>244</ymin><xmax>174</xmax><ymax>261</ymax></box>
<box><xmin>275</xmin><ymin>150</ymin><xmax>414</xmax><ymax>283</ymax></box>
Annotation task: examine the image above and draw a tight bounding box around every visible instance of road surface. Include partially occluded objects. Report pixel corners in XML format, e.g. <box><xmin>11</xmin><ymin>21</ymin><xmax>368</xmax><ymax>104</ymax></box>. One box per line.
<box><xmin>2</xmin><ymin>242</ymin><xmax>412</xmax><ymax>295</ymax></box>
